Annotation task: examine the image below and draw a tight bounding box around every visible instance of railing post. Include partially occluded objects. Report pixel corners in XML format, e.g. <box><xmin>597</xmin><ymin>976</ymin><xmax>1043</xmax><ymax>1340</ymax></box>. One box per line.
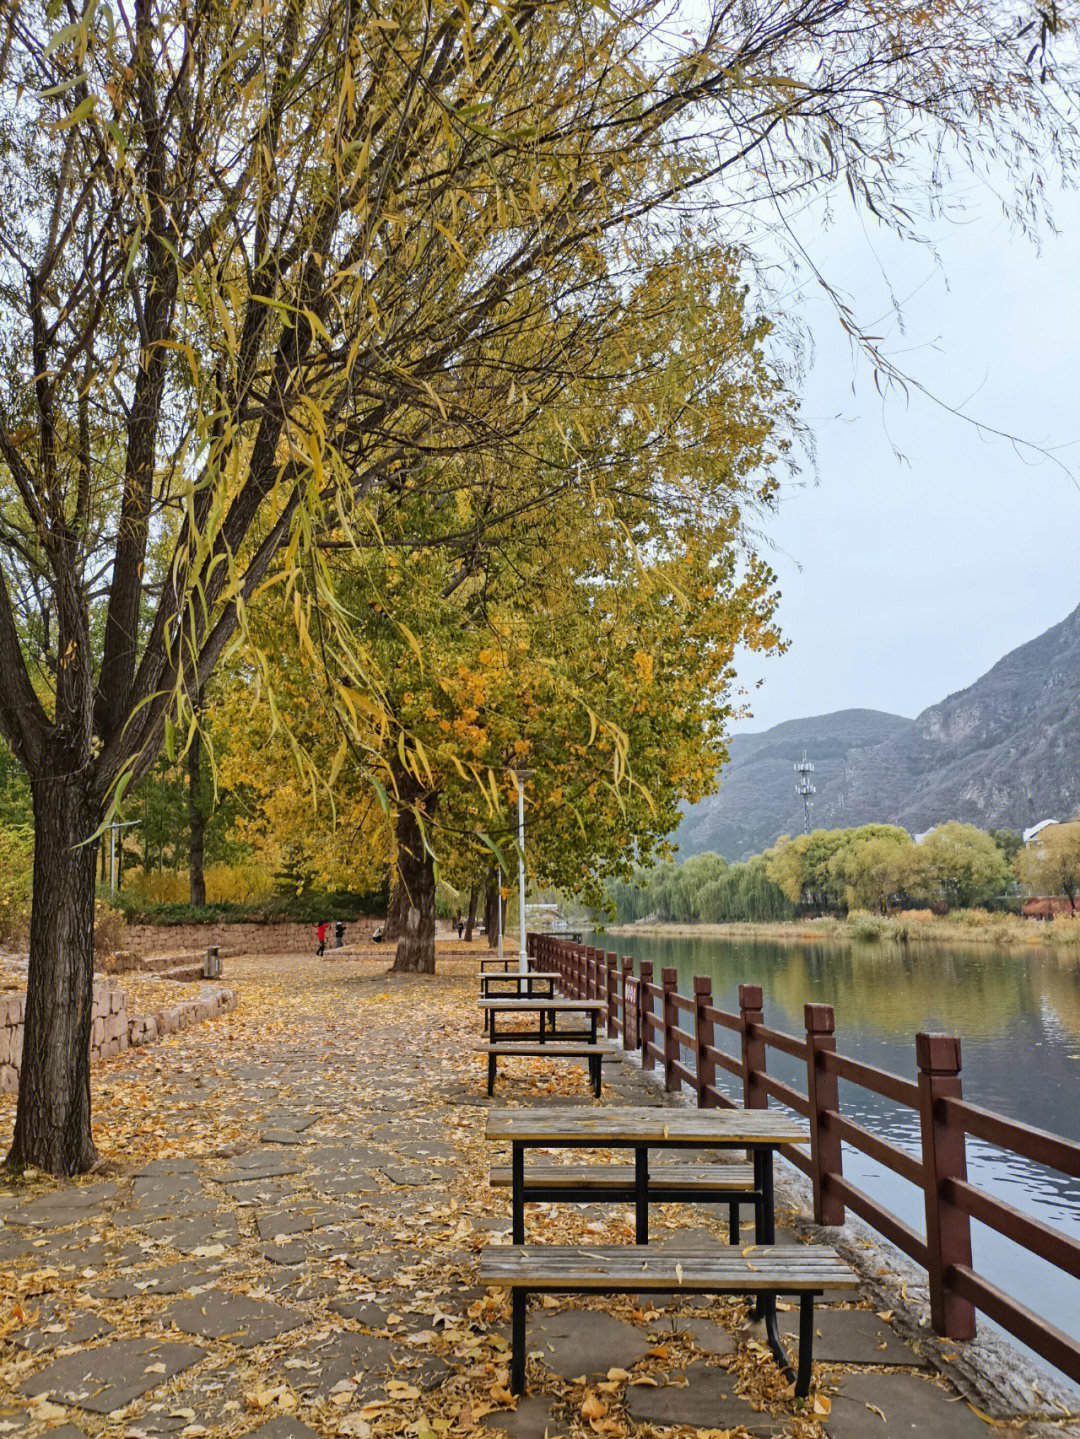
<box><xmin>804</xmin><ymin>1004</ymin><xmax>844</xmax><ymax>1226</ymax></box>
<box><xmin>917</xmin><ymin>1033</ymin><xmax>975</xmax><ymax>1340</ymax></box>
<box><xmin>739</xmin><ymin>984</ymin><xmax>767</xmax><ymax>1108</ymax></box>
<box><xmin>662</xmin><ymin>968</ymin><xmax>679</xmax><ymax>1092</ymax></box>
<box><xmin>694</xmin><ymin>976</ymin><xmax>714</xmax><ymax>1108</ymax></box>
<box><xmin>606</xmin><ymin>954</ymin><xmax>618</xmax><ymax>1038</ymax></box>
<box><xmin>621</xmin><ymin>959</ymin><xmax>635</xmax><ymax>1050</ymax></box>
<box><xmin>639</xmin><ymin>960</ymin><xmax>654</xmax><ymax>1071</ymax></box>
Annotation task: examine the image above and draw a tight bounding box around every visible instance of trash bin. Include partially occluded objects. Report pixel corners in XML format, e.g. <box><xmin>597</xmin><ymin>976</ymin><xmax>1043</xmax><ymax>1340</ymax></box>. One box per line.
<box><xmin>335</xmin><ymin>920</ymin><xmax>345</xmax><ymax>948</ymax></box>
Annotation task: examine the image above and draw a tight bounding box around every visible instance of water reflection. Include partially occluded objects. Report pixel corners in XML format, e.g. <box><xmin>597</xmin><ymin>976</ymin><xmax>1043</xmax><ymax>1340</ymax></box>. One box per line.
<box><xmin>588</xmin><ymin>929</ymin><xmax>1080</xmax><ymax>1369</ymax></box>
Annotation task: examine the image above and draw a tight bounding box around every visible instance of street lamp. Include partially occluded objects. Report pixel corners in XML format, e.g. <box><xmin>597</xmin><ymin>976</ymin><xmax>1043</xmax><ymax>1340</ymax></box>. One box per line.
<box><xmin>109</xmin><ymin>819</ymin><xmax>139</xmax><ymax>893</ymax></box>
<box><xmin>514</xmin><ymin>770</ymin><xmax>530</xmax><ymax>974</ymax></box>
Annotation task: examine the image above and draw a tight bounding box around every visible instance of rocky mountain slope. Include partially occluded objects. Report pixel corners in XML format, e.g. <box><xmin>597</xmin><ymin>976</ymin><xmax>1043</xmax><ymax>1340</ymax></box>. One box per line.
<box><xmin>676</xmin><ymin>603</ymin><xmax>1080</xmax><ymax>860</ymax></box>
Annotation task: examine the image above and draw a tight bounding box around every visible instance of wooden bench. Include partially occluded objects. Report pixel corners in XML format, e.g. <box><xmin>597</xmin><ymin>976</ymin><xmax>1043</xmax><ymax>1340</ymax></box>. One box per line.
<box><xmin>479</xmin><ymin>1242</ymin><xmax>859</xmax><ymax>1396</ymax></box>
<box><xmin>477</xmin><ymin>1042</ymin><xmax>605</xmax><ymax>1097</ymax></box>
<box><xmin>489</xmin><ymin>1160</ymin><xmax>756</xmax><ymax>1242</ymax></box>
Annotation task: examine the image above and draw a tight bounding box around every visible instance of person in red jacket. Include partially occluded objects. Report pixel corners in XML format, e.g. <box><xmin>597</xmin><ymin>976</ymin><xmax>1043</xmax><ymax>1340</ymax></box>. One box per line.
<box><xmin>316</xmin><ymin>920</ymin><xmax>329</xmax><ymax>957</ymax></box>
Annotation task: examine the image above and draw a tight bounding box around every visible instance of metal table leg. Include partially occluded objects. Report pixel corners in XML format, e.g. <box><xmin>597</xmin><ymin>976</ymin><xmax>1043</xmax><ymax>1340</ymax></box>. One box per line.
<box><xmin>512</xmin><ymin>1143</ymin><xmax>525</xmax><ymax>1245</ymax></box>
<box><xmin>635</xmin><ymin>1145</ymin><xmax>649</xmax><ymax>1243</ymax></box>
<box><xmin>511</xmin><ymin>1288</ymin><xmax>528</xmax><ymax>1393</ymax></box>
<box><xmin>750</xmin><ymin>1146</ymin><xmax>775</xmax><ymax>1322</ymax></box>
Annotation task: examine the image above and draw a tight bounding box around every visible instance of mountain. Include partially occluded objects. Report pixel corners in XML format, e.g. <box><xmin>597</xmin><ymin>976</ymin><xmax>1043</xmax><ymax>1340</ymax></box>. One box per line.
<box><xmin>676</xmin><ymin>603</ymin><xmax>1080</xmax><ymax>860</ymax></box>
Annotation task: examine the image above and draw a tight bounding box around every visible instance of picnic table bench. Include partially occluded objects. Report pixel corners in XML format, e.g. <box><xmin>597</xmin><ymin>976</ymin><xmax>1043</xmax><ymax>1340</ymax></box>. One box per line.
<box><xmin>480</xmin><ymin>1241</ymin><xmax>859</xmax><ymax>1395</ymax></box>
<box><xmin>478</xmin><ymin>997</ymin><xmax>602</xmax><ymax>1043</ymax></box>
<box><xmin>489</xmin><ymin>1158</ymin><xmax>755</xmax><ymax>1242</ymax></box>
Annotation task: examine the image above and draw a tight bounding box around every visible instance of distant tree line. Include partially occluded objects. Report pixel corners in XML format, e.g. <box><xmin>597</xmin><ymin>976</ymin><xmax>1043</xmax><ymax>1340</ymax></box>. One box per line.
<box><xmin>601</xmin><ymin>821</ymin><xmax>1064</xmax><ymax>924</ymax></box>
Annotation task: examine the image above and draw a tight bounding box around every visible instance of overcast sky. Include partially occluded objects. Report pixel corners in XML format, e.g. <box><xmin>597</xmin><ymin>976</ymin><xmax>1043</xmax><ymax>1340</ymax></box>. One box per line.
<box><xmin>728</xmin><ymin>181</ymin><xmax>1080</xmax><ymax>734</ymax></box>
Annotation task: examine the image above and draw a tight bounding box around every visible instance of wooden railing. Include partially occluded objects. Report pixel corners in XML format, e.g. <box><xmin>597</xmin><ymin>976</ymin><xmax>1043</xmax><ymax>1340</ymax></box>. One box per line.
<box><xmin>526</xmin><ymin>932</ymin><xmax>1080</xmax><ymax>1384</ymax></box>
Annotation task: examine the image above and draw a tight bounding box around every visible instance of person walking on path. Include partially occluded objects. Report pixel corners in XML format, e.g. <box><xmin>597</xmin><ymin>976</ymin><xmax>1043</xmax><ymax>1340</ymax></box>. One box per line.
<box><xmin>316</xmin><ymin>920</ymin><xmax>329</xmax><ymax>957</ymax></box>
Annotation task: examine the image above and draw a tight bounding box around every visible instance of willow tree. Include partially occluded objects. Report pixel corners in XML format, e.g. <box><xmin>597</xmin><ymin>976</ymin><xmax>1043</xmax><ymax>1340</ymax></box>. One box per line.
<box><xmin>0</xmin><ymin>0</ymin><xmax>1073</xmax><ymax>1172</ymax></box>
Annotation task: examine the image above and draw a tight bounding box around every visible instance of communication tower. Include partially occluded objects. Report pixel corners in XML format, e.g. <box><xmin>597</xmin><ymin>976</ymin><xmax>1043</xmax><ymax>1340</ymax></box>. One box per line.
<box><xmin>794</xmin><ymin>750</ymin><xmax>816</xmax><ymax>835</ymax></box>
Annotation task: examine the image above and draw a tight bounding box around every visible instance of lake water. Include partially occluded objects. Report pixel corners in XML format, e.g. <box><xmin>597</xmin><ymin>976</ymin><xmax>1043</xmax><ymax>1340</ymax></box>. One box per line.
<box><xmin>586</xmin><ymin>928</ymin><xmax>1080</xmax><ymax>1377</ymax></box>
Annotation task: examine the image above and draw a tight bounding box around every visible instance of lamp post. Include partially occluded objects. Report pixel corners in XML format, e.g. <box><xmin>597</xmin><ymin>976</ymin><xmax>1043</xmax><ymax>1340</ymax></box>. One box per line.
<box><xmin>109</xmin><ymin>819</ymin><xmax>139</xmax><ymax>893</ymax></box>
<box><xmin>510</xmin><ymin>770</ymin><xmax>534</xmax><ymax>973</ymax></box>
<box><xmin>497</xmin><ymin>870</ymin><xmax>503</xmax><ymax>965</ymax></box>
<box><xmin>517</xmin><ymin>775</ymin><xmax>527</xmax><ymax>974</ymax></box>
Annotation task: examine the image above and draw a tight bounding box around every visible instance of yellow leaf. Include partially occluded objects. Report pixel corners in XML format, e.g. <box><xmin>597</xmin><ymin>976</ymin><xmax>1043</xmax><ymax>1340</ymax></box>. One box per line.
<box><xmin>581</xmin><ymin>1394</ymin><xmax>607</xmax><ymax>1421</ymax></box>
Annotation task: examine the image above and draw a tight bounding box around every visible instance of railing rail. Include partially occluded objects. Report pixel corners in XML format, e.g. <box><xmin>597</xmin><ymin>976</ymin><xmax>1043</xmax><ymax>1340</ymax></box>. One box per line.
<box><xmin>527</xmin><ymin>931</ymin><xmax>1080</xmax><ymax>1385</ymax></box>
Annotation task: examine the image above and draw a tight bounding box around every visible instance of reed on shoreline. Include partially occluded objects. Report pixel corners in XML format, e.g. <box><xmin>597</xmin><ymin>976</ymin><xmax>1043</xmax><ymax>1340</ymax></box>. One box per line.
<box><xmin>604</xmin><ymin>907</ymin><xmax>1080</xmax><ymax>950</ymax></box>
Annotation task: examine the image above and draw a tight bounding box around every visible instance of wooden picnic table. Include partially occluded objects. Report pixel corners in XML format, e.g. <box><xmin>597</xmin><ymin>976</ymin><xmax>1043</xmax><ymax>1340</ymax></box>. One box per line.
<box><xmin>483</xmin><ymin>1106</ymin><xmax>840</xmax><ymax>1400</ymax></box>
<box><xmin>478</xmin><ymin>997</ymin><xmax>603</xmax><ymax>1045</ymax></box>
<box><xmin>485</xmin><ymin>1104</ymin><xmax>809</xmax><ymax>1246</ymax></box>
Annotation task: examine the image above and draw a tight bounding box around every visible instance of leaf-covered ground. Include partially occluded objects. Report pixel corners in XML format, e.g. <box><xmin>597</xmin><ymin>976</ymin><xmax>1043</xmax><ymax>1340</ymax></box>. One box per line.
<box><xmin>0</xmin><ymin>949</ymin><xmax>999</xmax><ymax>1439</ymax></box>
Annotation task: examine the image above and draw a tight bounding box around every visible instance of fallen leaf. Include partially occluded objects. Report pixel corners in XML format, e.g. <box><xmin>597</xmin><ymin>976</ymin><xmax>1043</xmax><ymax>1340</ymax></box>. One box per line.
<box><xmin>581</xmin><ymin>1394</ymin><xmax>607</xmax><ymax>1422</ymax></box>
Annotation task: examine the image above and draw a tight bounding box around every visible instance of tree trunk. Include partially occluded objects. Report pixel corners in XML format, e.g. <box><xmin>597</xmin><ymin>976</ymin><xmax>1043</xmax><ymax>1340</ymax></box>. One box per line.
<box><xmin>463</xmin><ymin>886</ymin><xmax>479</xmax><ymax>942</ymax></box>
<box><xmin>384</xmin><ymin>871</ymin><xmax>405</xmax><ymax>943</ymax></box>
<box><xmin>8</xmin><ymin>768</ymin><xmax>100</xmax><ymax>1175</ymax></box>
<box><xmin>188</xmin><ymin>724</ymin><xmax>207</xmax><ymax>908</ymax></box>
<box><xmin>484</xmin><ymin>871</ymin><xmax>506</xmax><ymax>950</ymax></box>
<box><xmin>390</xmin><ymin>794</ymin><xmax>439</xmax><ymax>974</ymax></box>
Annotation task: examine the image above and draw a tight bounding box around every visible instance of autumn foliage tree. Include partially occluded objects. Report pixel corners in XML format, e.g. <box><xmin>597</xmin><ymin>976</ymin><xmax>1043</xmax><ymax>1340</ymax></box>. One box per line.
<box><xmin>1</xmin><ymin>0</ymin><xmax>1075</xmax><ymax>1172</ymax></box>
<box><xmin>1016</xmin><ymin>823</ymin><xmax>1080</xmax><ymax>913</ymax></box>
<box><xmin>227</xmin><ymin>242</ymin><xmax>791</xmax><ymax>972</ymax></box>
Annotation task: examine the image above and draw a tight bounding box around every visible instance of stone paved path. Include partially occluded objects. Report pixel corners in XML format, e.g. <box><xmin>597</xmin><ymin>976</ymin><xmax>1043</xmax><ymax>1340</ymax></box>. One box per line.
<box><xmin>0</xmin><ymin>952</ymin><xmax>1069</xmax><ymax>1439</ymax></box>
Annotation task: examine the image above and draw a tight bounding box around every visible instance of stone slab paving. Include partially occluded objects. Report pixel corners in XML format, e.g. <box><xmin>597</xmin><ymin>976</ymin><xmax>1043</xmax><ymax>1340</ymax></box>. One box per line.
<box><xmin>259</xmin><ymin>1127</ymin><xmax>309</xmax><ymax>1145</ymax></box>
<box><xmin>674</xmin><ymin>1314</ymin><xmax>738</xmax><ymax>1356</ymax></box>
<box><xmin>161</xmin><ymin>1291</ymin><xmax>305</xmax><ymax>1347</ymax></box>
<box><xmin>524</xmin><ymin>1309</ymin><xmax>657</xmax><ymax>1379</ymax></box>
<box><xmin>261</xmin><ymin>1111</ymin><xmax>319</xmax><ymax>1132</ymax></box>
<box><xmin>778</xmin><ymin>1304</ymin><xmax>930</xmax><ymax>1367</ymax></box>
<box><xmin>823</xmin><ymin>1371</ymin><xmax>1004</xmax><ymax>1438</ymax></box>
<box><xmin>13</xmin><ymin>1310</ymin><xmax>114</xmax><ymax>1353</ymax></box>
<box><xmin>20</xmin><ymin>1338</ymin><xmax>206</xmax><ymax>1412</ymax></box>
<box><xmin>90</xmin><ymin>1262</ymin><xmax>221</xmax><ymax>1299</ymax></box>
<box><xmin>144</xmin><ymin>1209</ymin><xmax>240</xmax><ymax>1252</ymax></box>
<box><xmin>254</xmin><ymin>1201</ymin><xmax>348</xmax><ymax>1238</ymax></box>
<box><xmin>479</xmin><ymin>1395</ymin><xmax>565</xmax><ymax>1439</ymax></box>
<box><xmin>624</xmin><ymin>1361</ymin><xmax>784</xmax><ymax>1434</ymax></box>
<box><xmin>247</xmin><ymin>1419</ymin><xmax>322</xmax><ymax>1439</ymax></box>
<box><xmin>5</xmin><ymin>1183</ymin><xmax>118</xmax><ymax>1228</ymax></box>
<box><xmin>212</xmin><ymin>1153</ymin><xmax>304</xmax><ymax>1183</ymax></box>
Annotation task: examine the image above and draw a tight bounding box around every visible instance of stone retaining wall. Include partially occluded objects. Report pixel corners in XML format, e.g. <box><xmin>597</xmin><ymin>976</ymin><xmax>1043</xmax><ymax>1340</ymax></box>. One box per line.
<box><xmin>0</xmin><ymin>980</ymin><xmax>236</xmax><ymax>1096</ymax></box>
<box><xmin>124</xmin><ymin>918</ymin><xmax>381</xmax><ymax>954</ymax></box>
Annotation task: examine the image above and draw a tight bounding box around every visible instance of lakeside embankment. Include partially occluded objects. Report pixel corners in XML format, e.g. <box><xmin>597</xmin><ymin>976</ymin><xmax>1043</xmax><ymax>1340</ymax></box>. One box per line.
<box><xmin>603</xmin><ymin>909</ymin><xmax>1080</xmax><ymax>950</ymax></box>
